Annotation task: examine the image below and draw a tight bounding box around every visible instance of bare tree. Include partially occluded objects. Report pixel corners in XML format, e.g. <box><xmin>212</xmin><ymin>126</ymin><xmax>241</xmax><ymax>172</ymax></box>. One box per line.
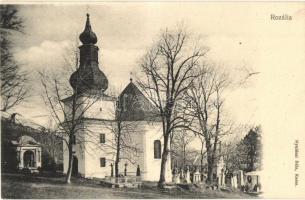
<box><xmin>185</xmin><ymin>64</ymin><xmax>233</xmax><ymax>183</ymax></box>
<box><xmin>0</xmin><ymin>5</ymin><xmax>28</xmax><ymax>111</ymax></box>
<box><xmin>35</xmin><ymin>117</ymin><xmax>63</xmax><ymax>168</ymax></box>
<box><xmin>39</xmin><ymin>69</ymin><xmax>104</xmax><ymax>183</ymax></box>
<box><xmin>136</xmin><ymin>27</ymin><xmax>207</xmax><ymax>187</ymax></box>
<box><xmin>236</xmin><ymin>64</ymin><xmax>260</xmax><ymax>86</ymax></box>
<box><xmin>171</xmin><ymin>129</ymin><xmax>194</xmax><ymax>168</ymax></box>
<box><xmin>100</xmin><ymin>88</ymin><xmax>142</xmax><ymax>177</ymax></box>
<box><xmin>38</xmin><ymin>39</ymin><xmax>106</xmax><ymax>183</ymax></box>
<box><xmin>199</xmin><ymin>136</ymin><xmax>207</xmax><ymax>172</ymax></box>
<box><xmin>221</xmin><ymin>139</ymin><xmax>241</xmax><ymax>177</ymax></box>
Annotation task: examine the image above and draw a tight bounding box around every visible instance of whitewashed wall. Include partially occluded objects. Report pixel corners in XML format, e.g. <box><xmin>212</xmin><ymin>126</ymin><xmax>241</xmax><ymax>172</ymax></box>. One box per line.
<box><xmin>63</xmin><ymin>96</ymin><xmax>172</xmax><ymax>182</ymax></box>
<box><xmin>142</xmin><ymin>122</ymin><xmax>172</xmax><ymax>182</ymax></box>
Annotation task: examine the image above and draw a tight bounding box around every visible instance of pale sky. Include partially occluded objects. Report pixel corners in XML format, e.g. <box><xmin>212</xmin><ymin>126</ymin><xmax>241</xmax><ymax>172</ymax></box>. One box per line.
<box><xmin>9</xmin><ymin>3</ymin><xmax>304</xmax><ymax>127</ymax></box>
<box><xmin>6</xmin><ymin>3</ymin><xmax>305</xmax><ymax>197</ymax></box>
<box><xmin>10</xmin><ymin>3</ymin><xmax>273</xmax><ymax>126</ymax></box>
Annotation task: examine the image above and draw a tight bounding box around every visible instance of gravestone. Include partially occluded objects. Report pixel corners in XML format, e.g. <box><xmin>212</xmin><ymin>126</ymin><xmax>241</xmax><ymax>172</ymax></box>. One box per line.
<box><xmin>136</xmin><ymin>165</ymin><xmax>141</xmax><ymax>176</ymax></box>
<box><xmin>231</xmin><ymin>175</ymin><xmax>238</xmax><ymax>189</ymax></box>
<box><xmin>173</xmin><ymin>174</ymin><xmax>180</xmax><ymax>184</ymax></box>
<box><xmin>124</xmin><ymin>163</ymin><xmax>128</xmax><ymax>176</ymax></box>
<box><xmin>193</xmin><ymin>169</ymin><xmax>201</xmax><ymax>183</ymax></box>
<box><xmin>110</xmin><ymin>163</ymin><xmax>113</xmax><ymax>177</ymax></box>
<box><xmin>172</xmin><ymin>167</ymin><xmax>180</xmax><ymax>184</ymax></box>
<box><xmin>221</xmin><ymin>170</ymin><xmax>226</xmax><ymax>186</ymax></box>
<box><xmin>180</xmin><ymin>168</ymin><xmax>184</xmax><ymax>180</ymax></box>
<box><xmin>237</xmin><ymin>170</ymin><xmax>244</xmax><ymax>188</ymax></box>
<box><xmin>218</xmin><ymin>169</ymin><xmax>226</xmax><ymax>187</ymax></box>
<box><xmin>185</xmin><ymin>166</ymin><xmax>191</xmax><ymax>183</ymax></box>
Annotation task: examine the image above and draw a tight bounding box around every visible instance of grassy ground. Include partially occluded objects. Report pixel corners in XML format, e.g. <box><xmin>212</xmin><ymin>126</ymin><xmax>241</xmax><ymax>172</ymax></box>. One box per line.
<box><xmin>1</xmin><ymin>173</ymin><xmax>257</xmax><ymax>199</ymax></box>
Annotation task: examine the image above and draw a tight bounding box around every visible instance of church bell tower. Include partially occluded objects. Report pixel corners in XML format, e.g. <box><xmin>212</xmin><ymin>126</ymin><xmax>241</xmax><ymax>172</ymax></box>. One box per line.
<box><xmin>63</xmin><ymin>14</ymin><xmax>116</xmax><ymax>179</ymax></box>
<box><xmin>63</xmin><ymin>14</ymin><xmax>172</xmax><ymax>182</ymax></box>
<box><xmin>69</xmin><ymin>13</ymin><xmax>109</xmax><ymax>95</ymax></box>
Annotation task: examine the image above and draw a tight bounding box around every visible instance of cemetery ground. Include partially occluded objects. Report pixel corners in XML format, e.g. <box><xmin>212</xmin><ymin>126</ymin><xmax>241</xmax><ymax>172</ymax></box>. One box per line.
<box><xmin>1</xmin><ymin>173</ymin><xmax>257</xmax><ymax>199</ymax></box>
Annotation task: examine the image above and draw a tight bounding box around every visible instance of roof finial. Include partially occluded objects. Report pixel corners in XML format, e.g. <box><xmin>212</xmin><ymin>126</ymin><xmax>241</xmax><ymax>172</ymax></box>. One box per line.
<box><xmin>85</xmin><ymin>13</ymin><xmax>91</xmax><ymax>30</ymax></box>
<box><xmin>129</xmin><ymin>72</ymin><xmax>133</xmax><ymax>82</ymax></box>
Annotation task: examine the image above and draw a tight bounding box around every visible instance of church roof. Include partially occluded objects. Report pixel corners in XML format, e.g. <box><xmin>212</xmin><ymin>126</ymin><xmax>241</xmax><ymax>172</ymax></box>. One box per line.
<box><xmin>118</xmin><ymin>80</ymin><xmax>161</xmax><ymax>122</ymax></box>
<box><xmin>11</xmin><ymin>135</ymin><xmax>41</xmax><ymax>146</ymax></box>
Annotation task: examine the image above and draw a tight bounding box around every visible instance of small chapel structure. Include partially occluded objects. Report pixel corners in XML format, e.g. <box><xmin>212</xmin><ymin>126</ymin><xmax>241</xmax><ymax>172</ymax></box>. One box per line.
<box><xmin>62</xmin><ymin>14</ymin><xmax>172</xmax><ymax>182</ymax></box>
<box><xmin>11</xmin><ymin>135</ymin><xmax>42</xmax><ymax>171</ymax></box>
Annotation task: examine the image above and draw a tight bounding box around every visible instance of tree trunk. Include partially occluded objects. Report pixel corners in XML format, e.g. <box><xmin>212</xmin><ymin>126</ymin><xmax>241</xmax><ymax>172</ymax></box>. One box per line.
<box><xmin>207</xmin><ymin>154</ymin><xmax>214</xmax><ymax>184</ymax></box>
<box><xmin>183</xmin><ymin>145</ymin><xmax>186</xmax><ymax>168</ymax></box>
<box><xmin>158</xmin><ymin>135</ymin><xmax>169</xmax><ymax>188</ymax></box>
<box><xmin>200</xmin><ymin>155</ymin><xmax>204</xmax><ymax>171</ymax></box>
<box><xmin>115</xmin><ymin>160</ymin><xmax>119</xmax><ymax>177</ymax></box>
<box><xmin>200</xmin><ymin>140</ymin><xmax>205</xmax><ymax>172</ymax></box>
<box><xmin>65</xmin><ymin>144</ymin><xmax>73</xmax><ymax>184</ymax></box>
<box><xmin>115</xmin><ymin>138</ymin><xmax>120</xmax><ymax>177</ymax></box>
<box><xmin>115</xmin><ymin>121</ymin><xmax>122</xmax><ymax>177</ymax></box>
<box><xmin>206</xmin><ymin>141</ymin><xmax>214</xmax><ymax>184</ymax></box>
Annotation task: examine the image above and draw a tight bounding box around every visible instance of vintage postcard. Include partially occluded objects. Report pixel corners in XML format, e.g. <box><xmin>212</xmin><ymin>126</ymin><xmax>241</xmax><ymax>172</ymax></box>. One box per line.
<box><xmin>0</xmin><ymin>2</ymin><xmax>304</xmax><ymax>199</ymax></box>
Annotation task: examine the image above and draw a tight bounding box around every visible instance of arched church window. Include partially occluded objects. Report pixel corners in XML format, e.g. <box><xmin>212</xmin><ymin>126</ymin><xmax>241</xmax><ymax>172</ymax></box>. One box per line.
<box><xmin>123</xmin><ymin>94</ymin><xmax>128</xmax><ymax>112</ymax></box>
<box><xmin>100</xmin><ymin>157</ymin><xmax>106</xmax><ymax>167</ymax></box>
<box><xmin>154</xmin><ymin>140</ymin><xmax>161</xmax><ymax>159</ymax></box>
<box><xmin>100</xmin><ymin>134</ymin><xmax>105</xmax><ymax>143</ymax></box>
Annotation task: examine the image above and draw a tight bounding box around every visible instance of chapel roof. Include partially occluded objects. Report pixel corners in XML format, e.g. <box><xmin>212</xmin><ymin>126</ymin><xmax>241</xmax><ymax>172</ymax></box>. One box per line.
<box><xmin>11</xmin><ymin>135</ymin><xmax>40</xmax><ymax>146</ymax></box>
<box><xmin>117</xmin><ymin>79</ymin><xmax>161</xmax><ymax>122</ymax></box>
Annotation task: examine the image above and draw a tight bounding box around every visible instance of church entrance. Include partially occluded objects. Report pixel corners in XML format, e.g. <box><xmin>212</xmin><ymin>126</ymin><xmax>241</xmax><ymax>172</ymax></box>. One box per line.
<box><xmin>23</xmin><ymin>150</ymin><xmax>35</xmax><ymax>168</ymax></box>
<box><xmin>72</xmin><ymin>156</ymin><xmax>78</xmax><ymax>176</ymax></box>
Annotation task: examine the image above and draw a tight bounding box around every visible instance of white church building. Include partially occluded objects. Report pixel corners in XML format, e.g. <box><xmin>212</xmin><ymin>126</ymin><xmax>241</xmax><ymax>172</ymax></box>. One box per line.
<box><xmin>62</xmin><ymin>14</ymin><xmax>172</xmax><ymax>182</ymax></box>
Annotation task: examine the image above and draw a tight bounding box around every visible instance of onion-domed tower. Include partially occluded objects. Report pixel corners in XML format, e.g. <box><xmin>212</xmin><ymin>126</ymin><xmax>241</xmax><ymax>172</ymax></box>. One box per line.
<box><xmin>63</xmin><ymin>14</ymin><xmax>116</xmax><ymax>179</ymax></box>
<box><xmin>63</xmin><ymin>14</ymin><xmax>172</xmax><ymax>182</ymax></box>
<box><xmin>69</xmin><ymin>13</ymin><xmax>108</xmax><ymax>95</ymax></box>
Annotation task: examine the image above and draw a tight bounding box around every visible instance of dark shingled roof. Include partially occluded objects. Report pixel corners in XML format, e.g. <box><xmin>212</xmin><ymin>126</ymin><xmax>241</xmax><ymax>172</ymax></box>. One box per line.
<box><xmin>118</xmin><ymin>81</ymin><xmax>161</xmax><ymax>122</ymax></box>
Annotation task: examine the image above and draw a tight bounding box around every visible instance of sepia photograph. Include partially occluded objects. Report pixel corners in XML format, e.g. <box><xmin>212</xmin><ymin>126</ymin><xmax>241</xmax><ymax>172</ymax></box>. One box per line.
<box><xmin>0</xmin><ymin>2</ymin><xmax>304</xmax><ymax>199</ymax></box>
